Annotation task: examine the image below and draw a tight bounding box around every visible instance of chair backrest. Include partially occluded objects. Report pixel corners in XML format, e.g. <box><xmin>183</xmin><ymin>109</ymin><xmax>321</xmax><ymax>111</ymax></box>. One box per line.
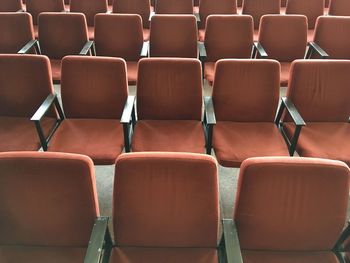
<box><xmin>242</xmin><ymin>0</ymin><xmax>280</xmax><ymax>29</ymax></box>
<box><xmin>137</xmin><ymin>58</ymin><xmax>202</xmax><ymax>120</ymax></box>
<box><xmin>286</xmin><ymin>0</ymin><xmax>324</xmax><ymax>29</ymax></box>
<box><xmin>235</xmin><ymin>157</ymin><xmax>349</xmax><ymax>251</ymax></box>
<box><xmin>70</xmin><ymin>0</ymin><xmax>107</xmax><ymax>26</ymax></box>
<box><xmin>0</xmin><ymin>54</ymin><xmax>53</xmax><ymax>117</ymax></box>
<box><xmin>329</xmin><ymin>0</ymin><xmax>350</xmax><ymax>16</ymax></box>
<box><xmin>258</xmin><ymin>14</ymin><xmax>307</xmax><ymax>62</ymax></box>
<box><xmin>113</xmin><ymin>152</ymin><xmax>219</xmax><ymax>247</ymax></box>
<box><xmin>286</xmin><ymin>59</ymin><xmax>350</xmax><ymax>122</ymax></box>
<box><xmin>61</xmin><ymin>56</ymin><xmax>128</xmax><ymax>119</ymax></box>
<box><xmin>155</xmin><ymin>0</ymin><xmax>194</xmax><ymax>14</ymax></box>
<box><xmin>0</xmin><ymin>12</ymin><xmax>34</xmax><ymax>54</ymax></box>
<box><xmin>112</xmin><ymin>0</ymin><xmax>151</xmax><ymax>28</ymax></box>
<box><xmin>199</xmin><ymin>0</ymin><xmax>237</xmax><ymax>29</ymax></box>
<box><xmin>150</xmin><ymin>14</ymin><xmax>198</xmax><ymax>58</ymax></box>
<box><xmin>0</xmin><ymin>151</ymin><xmax>99</xmax><ymax>246</ymax></box>
<box><xmin>212</xmin><ymin>59</ymin><xmax>280</xmax><ymax>122</ymax></box>
<box><xmin>313</xmin><ymin>16</ymin><xmax>350</xmax><ymax>59</ymax></box>
<box><xmin>38</xmin><ymin>12</ymin><xmax>89</xmax><ymax>59</ymax></box>
<box><xmin>26</xmin><ymin>0</ymin><xmax>65</xmax><ymax>25</ymax></box>
<box><xmin>0</xmin><ymin>0</ymin><xmax>22</xmax><ymax>11</ymax></box>
<box><xmin>204</xmin><ymin>15</ymin><xmax>253</xmax><ymax>61</ymax></box>
<box><xmin>94</xmin><ymin>14</ymin><xmax>143</xmax><ymax>61</ymax></box>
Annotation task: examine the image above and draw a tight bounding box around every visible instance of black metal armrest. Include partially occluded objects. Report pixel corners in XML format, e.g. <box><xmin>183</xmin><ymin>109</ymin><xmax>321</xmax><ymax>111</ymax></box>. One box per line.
<box><xmin>220</xmin><ymin>219</ymin><xmax>243</xmax><ymax>263</ymax></box>
<box><xmin>198</xmin><ymin>41</ymin><xmax>207</xmax><ymax>59</ymax></box>
<box><xmin>149</xmin><ymin>11</ymin><xmax>155</xmax><ymax>22</ymax></box>
<box><xmin>305</xmin><ymin>41</ymin><xmax>329</xmax><ymax>59</ymax></box>
<box><xmin>194</xmin><ymin>12</ymin><xmax>200</xmax><ymax>22</ymax></box>
<box><xmin>121</xmin><ymin>96</ymin><xmax>136</xmax><ymax>152</ymax></box>
<box><xmin>140</xmin><ymin>41</ymin><xmax>149</xmax><ymax>58</ymax></box>
<box><xmin>334</xmin><ymin>221</ymin><xmax>350</xmax><ymax>253</ymax></box>
<box><xmin>84</xmin><ymin>217</ymin><xmax>113</xmax><ymax>263</ymax></box>
<box><xmin>253</xmin><ymin>41</ymin><xmax>268</xmax><ymax>58</ymax></box>
<box><xmin>17</xmin><ymin>8</ymin><xmax>25</xmax><ymax>12</ymax></box>
<box><xmin>275</xmin><ymin>97</ymin><xmax>305</xmax><ymax>156</ymax></box>
<box><xmin>204</xmin><ymin>96</ymin><xmax>216</xmax><ymax>154</ymax></box>
<box><xmin>31</xmin><ymin>93</ymin><xmax>65</xmax><ymax>151</ymax></box>
<box><xmin>18</xmin><ymin>39</ymin><xmax>41</xmax><ymax>54</ymax></box>
<box><xmin>80</xmin><ymin>40</ymin><xmax>95</xmax><ymax>56</ymax></box>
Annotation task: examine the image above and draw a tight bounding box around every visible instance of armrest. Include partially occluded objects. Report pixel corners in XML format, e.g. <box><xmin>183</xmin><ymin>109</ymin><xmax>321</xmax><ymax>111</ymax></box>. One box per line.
<box><xmin>198</xmin><ymin>41</ymin><xmax>207</xmax><ymax>59</ymax></box>
<box><xmin>149</xmin><ymin>11</ymin><xmax>155</xmax><ymax>22</ymax></box>
<box><xmin>140</xmin><ymin>41</ymin><xmax>149</xmax><ymax>57</ymax></box>
<box><xmin>334</xmin><ymin>221</ymin><xmax>350</xmax><ymax>252</ymax></box>
<box><xmin>306</xmin><ymin>41</ymin><xmax>329</xmax><ymax>59</ymax></box>
<box><xmin>204</xmin><ymin>96</ymin><xmax>215</xmax><ymax>154</ymax></box>
<box><xmin>253</xmin><ymin>41</ymin><xmax>268</xmax><ymax>58</ymax></box>
<box><xmin>221</xmin><ymin>219</ymin><xmax>243</xmax><ymax>263</ymax></box>
<box><xmin>79</xmin><ymin>40</ymin><xmax>95</xmax><ymax>56</ymax></box>
<box><xmin>84</xmin><ymin>217</ymin><xmax>113</xmax><ymax>263</ymax></box>
<box><xmin>17</xmin><ymin>8</ymin><xmax>25</xmax><ymax>12</ymax></box>
<box><xmin>275</xmin><ymin>97</ymin><xmax>305</xmax><ymax>155</ymax></box>
<box><xmin>121</xmin><ymin>96</ymin><xmax>136</xmax><ymax>152</ymax></box>
<box><xmin>194</xmin><ymin>12</ymin><xmax>200</xmax><ymax>22</ymax></box>
<box><xmin>31</xmin><ymin>94</ymin><xmax>57</xmax><ymax>122</ymax></box>
<box><xmin>18</xmin><ymin>39</ymin><xmax>40</xmax><ymax>54</ymax></box>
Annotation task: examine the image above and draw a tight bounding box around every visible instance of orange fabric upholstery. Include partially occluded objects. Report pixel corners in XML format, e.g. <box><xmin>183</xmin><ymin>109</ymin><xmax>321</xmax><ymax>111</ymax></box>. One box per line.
<box><xmin>50</xmin><ymin>59</ymin><xmax>61</xmax><ymax>83</ymax></box>
<box><xmin>313</xmin><ymin>16</ymin><xmax>350</xmax><ymax>59</ymax></box>
<box><xmin>155</xmin><ymin>0</ymin><xmax>194</xmax><ymax>14</ymax></box>
<box><xmin>0</xmin><ymin>13</ymin><xmax>34</xmax><ymax>54</ymax></box>
<box><xmin>150</xmin><ymin>15</ymin><xmax>198</xmax><ymax>58</ymax></box>
<box><xmin>235</xmin><ymin>157</ymin><xmax>349</xmax><ymax>251</ymax></box>
<box><xmin>113</xmin><ymin>152</ymin><xmax>219</xmax><ymax>247</ymax></box>
<box><xmin>280</xmin><ymin>62</ymin><xmax>291</xmax><ymax>87</ymax></box>
<box><xmin>132</xmin><ymin>120</ymin><xmax>205</xmax><ymax>153</ymax></box>
<box><xmin>113</xmin><ymin>0</ymin><xmax>151</xmax><ymax>28</ymax></box>
<box><xmin>242</xmin><ymin>0</ymin><xmax>280</xmax><ymax>29</ymax></box>
<box><xmin>204</xmin><ymin>15</ymin><xmax>254</xmax><ymax>62</ymax></box>
<box><xmin>204</xmin><ymin>61</ymin><xmax>215</xmax><ymax>84</ymax></box>
<box><xmin>198</xmin><ymin>0</ymin><xmax>237</xmax><ymax>29</ymax></box>
<box><xmin>110</xmin><ymin>247</ymin><xmax>218</xmax><ymax>263</ymax></box>
<box><xmin>38</xmin><ymin>12</ymin><xmax>89</xmax><ymax>59</ymax></box>
<box><xmin>329</xmin><ymin>0</ymin><xmax>350</xmax><ymax>15</ymax></box>
<box><xmin>26</xmin><ymin>0</ymin><xmax>65</xmax><ymax>25</ymax></box>
<box><xmin>70</xmin><ymin>0</ymin><xmax>107</xmax><ymax>26</ymax></box>
<box><xmin>0</xmin><ymin>0</ymin><xmax>22</xmax><ymax>11</ymax></box>
<box><xmin>211</xmin><ymin>59</ymin><xmax>288</xmax><ymax>167</ymax></box>
<box><xmin>48</xmin><ymin>56</ymin><xmax>127</xmax><ymax>164</ymax></box>
<box><xmin>286</xmin><ymin>0</ymin><xmax>324</xmax><ymax>29</ymax></box>
<box><xmin>0</xmin><ymin>151</ymin><xmax>99</xmax><ymax>246</ymax></box>
<box><xmin>258</xmin><ymin>15</ymin><xmax>307</xmax><ymax>62</ymax></box>
<box><xmin>126</xmin><ymin>61</ymin><xmax>138</xmax><ymax>85</ymax></box>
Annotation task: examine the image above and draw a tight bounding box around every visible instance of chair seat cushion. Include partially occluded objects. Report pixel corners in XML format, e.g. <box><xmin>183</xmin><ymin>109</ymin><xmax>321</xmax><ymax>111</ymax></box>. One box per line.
<box><xmin>213</xmin><ymin>122</ymin><xmax>289</xmax><ymax>167</ymax></box>
<box><xmin>0</xmin><ymin>245</ymin><xmax>86</xmax><ymax>263</ymax></box>
<box><xmin>143</xmin><ymin>28</ymin><xmax>150</xmax><ymax>41</ymax></box>
<box><xmin>110</xmin><ymin>247</ymin><xmax>218</xmax><ymax>263</ymax></box>
<box><xmin>48</xmin><ymin>118</ymin><xmax>124</xmax><ymax>164</ymax></box>
<box><xmin>126</xmin><ymin>61</ymin><xmax>138</xmax><ymax>85</ymax></box>
<box><xmin>280</xmin><ymin>62</ymin><xmax>291</xmax><ymax>87</ymax></box>
<box><xmin>198</xmin><ymin>29</ymin><xmax>205</xmax><ymax>42</ymax></box>
<box><xmin>204</xmin><ymin>62</ymin><xmax>215</xmax><ymax>85</ymax></box>
<box><xmin>284</xmin><ymin>122</ymin><xmax>350</xmax><ymax>165</ymax></box>
<box><xmin>0</xmin><ymin>116</ymin><xmax>55</xmax><ymax>152</ymax></box>
<box><xmin>50</xmin><ymin>59</ymin><xmax>61</xmax><ymax>84</ymax></box>
<box><xmin>132</xmin><ymin>120</ymin><xmax>205</xmax><ymax>153</ymax></box>
<box><xmin>88</xmin><ymin>26</ymin><xmax>94</xmax><ymax>40</ymax></box>
<box><xmin>242</xmin><ymin>250</ymin><xmax>339</xmax><ymax>263</ymax></box>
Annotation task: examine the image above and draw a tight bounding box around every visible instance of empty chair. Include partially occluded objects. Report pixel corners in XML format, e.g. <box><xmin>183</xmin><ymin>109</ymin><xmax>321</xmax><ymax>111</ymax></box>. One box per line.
<box><xmin>129</xmin><ymin>58</ymin><xmax>206</xmax><ymax>153</ymax></box>
<box><xmin>234</xmin><ymin>157</ymin><xmax>350</xmax><ymax>263</ymax></box>
<box><xmin>37</xmin><ymin>12</ymin><xmax>92</xmax><ymax>83</ymax></box>
<box><xmin>312</xmin><ymin>16</ymin><xmax>350</xmax><ymax>59</ymax></box>
<box><xmin>44</xmin><ymin>56</ymin><xmax>131</xmax><ymax>165</ymax></box>
<box><xmin>276</xmin><ymin>60</ymin><xmax>350</xmax><ymax>165</ymax></box>
<box><xmin>204</xmin><ymin>59</ymin><xmax>289</xmax><ymax>167</ymax></box>
<box><xmin>0</xmin><ymin>151</ymin><xmax>105</xmax><ymax>263</ymax></box>
<box><xmin>110</xmin><ymin>152</ymin><xmax>226</xmax><ymax>262</ymax></box>
<box><xmin>0</xmin><ymin>55</ymin><xmax>58</xmax><ymax>152</ymax></box>
<box><xmin>149</xmin><ymin>14</ymin><xmax>198</xmax><ymax>58</ymax></box>
<box><xmin>0</xmin><ymin>12</ymin><xmax>35</xmax><ymax>54</ymax></box>
<box><xmin>202</xmin><ymin>15</ymin><xmax>254</xmax><ymax>84</ymax></box>
<box><xmin>329</xmin><ymin>0</ymin><xmax>350</xmax><ymax>16</ymax></box>
<box><xmin>25</xmin><ymin>0</ymin><xmax>65</xmax><ymax>38</ymax></box>
<box><xmin>0</xmin><ymin>0</ymin><xmax>22</xmax><ymax>11</ymax></box>
<box><xmin>155</xmin><ymin>0</ymin><xmax>194</xmax><ymax>14</ymax></box>
<box><xmin>94</xmin><ymin>14</ymin><xmax>144</xmax><ymax>85</ymax></box>
<box><xmin>70</xmin><ymin>0</ymin><xmax>108</xmax><ymax>39</ymax></box>
<box><xmin>112</xmin><ymin>0</ymin><xmax>151</xmax><ymax>41</ymax></box>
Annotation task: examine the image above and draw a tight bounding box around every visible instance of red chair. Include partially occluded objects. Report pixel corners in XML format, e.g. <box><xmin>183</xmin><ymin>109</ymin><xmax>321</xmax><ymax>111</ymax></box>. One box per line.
<box><xmin>0</xmin><ymin>54</ymin><xmax>60</xmax><ymax>152</ymax></box>
<box><xmin>155</xmin><ymin>0</ymin><xmax>194</xmax><ymax>14</ymax></box>
<box><xmin>204</xmin><ymin>59</ymin><xmax>289</xmax><ymax>167</ymax></box>
<box><xmin>94</xmin><ymin>13</ymin><xmax>144</xmax><ymax>85</ymax></box>
<box><xmin>233</xmin><ymin>156</ymin><xmax>350</xmax><ymax>262</ymax></box>
<box><xmin>0</xmin><ymin>151</ymin><xmax>110</xmax><ymax>262</ymax></box>
<box><xmin>329</xmin><ymin>0</ymin><xmax>350</xmax><ymax>16</ymax></box>
<box><xmin>0</xmin><ymin>0</ymin><xmax>23</xmax><ymax>11</ymax></box>
<box><xmin>276</xmin><ymin>59</ymin><xmax>350</xmax><ymax>165</ymax></box>
<box><xmin>129</xmin><ymin>58</ymin><xmax>206</xmax><ymax>153</ymax></box>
